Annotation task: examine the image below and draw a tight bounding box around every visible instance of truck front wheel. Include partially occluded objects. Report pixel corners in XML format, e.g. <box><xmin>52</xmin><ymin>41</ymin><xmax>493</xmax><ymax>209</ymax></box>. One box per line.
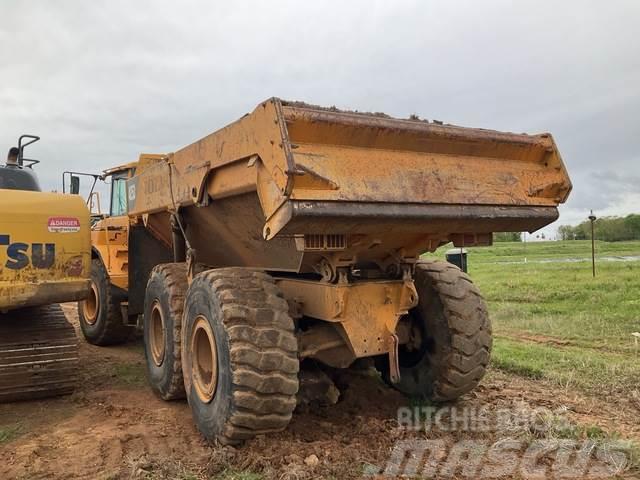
<box><xmin>78</xmin><ymin>258</ymin><xmax>129</xmax><ymax>346</ymax></box>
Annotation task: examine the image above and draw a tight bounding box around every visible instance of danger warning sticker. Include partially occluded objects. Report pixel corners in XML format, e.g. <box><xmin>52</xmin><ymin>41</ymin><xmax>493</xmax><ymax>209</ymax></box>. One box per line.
<box><xmin>48</xmin><ymin>217</ymin><xmax>81</xmax><ymax>233</ymax></box>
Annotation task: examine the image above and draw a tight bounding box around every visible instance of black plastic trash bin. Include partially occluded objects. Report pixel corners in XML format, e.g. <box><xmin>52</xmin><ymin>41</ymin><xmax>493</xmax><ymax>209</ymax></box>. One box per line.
<box><xmin>445</xmin><ymin>248</ymin><xmax>468</xmax><ymax>273</ymax></box>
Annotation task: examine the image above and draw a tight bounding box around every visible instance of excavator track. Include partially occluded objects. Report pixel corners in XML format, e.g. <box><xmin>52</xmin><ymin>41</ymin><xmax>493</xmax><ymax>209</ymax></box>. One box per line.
<box><xmin>0</xmin><ymin>304</ymin><xmax>79</xmax><ymax>402</ymax></box>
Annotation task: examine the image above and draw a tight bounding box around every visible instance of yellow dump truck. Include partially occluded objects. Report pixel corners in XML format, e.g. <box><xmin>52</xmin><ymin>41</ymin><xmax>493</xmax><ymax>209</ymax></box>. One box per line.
<box><xmin>0</xmin><ymin>136</ymin><xmax>91</xmax><ymax>401</ymax></box>
<box><xmin>75</xmin><ymin>162</ymin><xmax>139</xmax><ymax>346</ymax></box>
<box><xmin>80</xmin><ymin>99</ymin><xmax>571</xmax><ymax>444</ymax></box>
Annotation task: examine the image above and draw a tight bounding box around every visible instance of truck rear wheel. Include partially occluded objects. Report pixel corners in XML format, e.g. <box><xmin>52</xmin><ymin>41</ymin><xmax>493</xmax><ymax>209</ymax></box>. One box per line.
<box><xmin>182</xmin><ymin>268</ymin><xmax>299</xmax><ymax>445</ymax></box>
<box><xmin>378</xmin><ymin>260</ymin><xmax>491</xmax><ymax>401</ymax></box>
<box><xmin>143</xmin><ymin>263</ymin><xmax>188</xmax><ymax>400</ymax></box>
<box><xmin>78</xmin><ymin>258</ymin><xmax>129</xmax><ymax>346</ymax></box>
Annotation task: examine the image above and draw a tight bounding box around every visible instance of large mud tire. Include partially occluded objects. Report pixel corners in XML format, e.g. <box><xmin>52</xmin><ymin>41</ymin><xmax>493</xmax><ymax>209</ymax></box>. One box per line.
<box><xmin>78</xmin><ymin>258</ymin><xmax>129</xmax><ymax>346</ymax></box>
<box><xmin>378</xmin><ymin>260</ymin><xmax>491</xmax><ymax>401</ymax></box>
<box><xmin>182</xmin><ymin>268</ymin><xmax>299</xmax><ymax>445</ymax></box>
<box><xmin>143</xmin><ymin>263</ymin><xmax>188</xmax><ymax>401</ymax></box>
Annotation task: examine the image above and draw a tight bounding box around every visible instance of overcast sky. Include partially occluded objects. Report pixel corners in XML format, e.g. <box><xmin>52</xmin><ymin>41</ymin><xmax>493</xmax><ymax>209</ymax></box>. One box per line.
<box><xmin>1</xmin><ymin>0</ymin><xmax>639</xmax><ymax>238</ymax></box>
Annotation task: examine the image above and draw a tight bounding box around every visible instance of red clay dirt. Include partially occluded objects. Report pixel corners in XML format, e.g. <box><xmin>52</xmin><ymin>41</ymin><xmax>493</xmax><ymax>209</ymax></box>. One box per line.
<box><xmin>0</xmin><ymin>305</ymin><xmax>638</xmax><ymax>479</ymax></box>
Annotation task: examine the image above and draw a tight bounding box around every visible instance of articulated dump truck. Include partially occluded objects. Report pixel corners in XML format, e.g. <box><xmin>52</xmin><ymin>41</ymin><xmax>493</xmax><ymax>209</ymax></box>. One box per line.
<box><xmin>0</xmin><ymin>136</ymin><xmax>90</xmax><ymax>401</ymax></box>
<box><xmin>83</xmin><ymin>98</ymin><xmax>571</xmax><ymax>444</ymax></box>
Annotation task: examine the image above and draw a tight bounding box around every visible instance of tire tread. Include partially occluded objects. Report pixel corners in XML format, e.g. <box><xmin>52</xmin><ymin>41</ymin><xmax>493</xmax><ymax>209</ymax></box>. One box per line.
<box><xmin>78</xmin><ymin>258</ymin><xmax>129</xmax><ymax>346</ymax></box>
<box><xmin>416</xmin><ymin>260</ymin><xmax>492</xmax><ymax>401</ymax></box>
<box><xmin>146</xmin><ymin>263</ymin><xmax>188</xmax><ymax>400</ymax></box>
<box><xmin>190</xmin><ymin>268</ymin><xmax>298</xmax><ymax>445</ymax></box>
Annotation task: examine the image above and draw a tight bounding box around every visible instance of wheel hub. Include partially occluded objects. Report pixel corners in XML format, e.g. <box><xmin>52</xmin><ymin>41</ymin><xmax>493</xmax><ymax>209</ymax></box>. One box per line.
<box><xmin>149</xmin><ymin>300</ymin><xmax>166</xmax><ymax>367</ymax></box>
<box><xmin>395</xmin><ymin>311</ymin><xmax>428</xmax><ymax>368</ymax></box>
<box><xmin>82</xmin><ymin>282</ymin><xmax>99</xmax><ymax>325</ymax></box>
<box><xmin>190</xmin><ymin>315</ymin><xmax>218</xmax><ymax>404</ymax></box>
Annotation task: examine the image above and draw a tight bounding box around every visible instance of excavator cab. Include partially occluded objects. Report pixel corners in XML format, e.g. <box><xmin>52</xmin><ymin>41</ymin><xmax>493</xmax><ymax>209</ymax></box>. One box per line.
<box><xmin>0</xmin><ymin>135</ymin><xmax>41</xmax><ymax>191</ymax></box>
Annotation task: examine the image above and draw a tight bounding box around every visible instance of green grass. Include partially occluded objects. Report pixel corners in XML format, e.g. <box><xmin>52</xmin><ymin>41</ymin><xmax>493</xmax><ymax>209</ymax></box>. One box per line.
<box><xmin>520</xmin><ymin>410</ymin><xmax>640</xmax><ymax>473</ymax></box>
<box><xmin>455</xmin><ymin>239</ymin><xmax>640</xmax><ymax>263</ymax></box>
<box><xmin>426</xmin><ymin>240</ymin><xmax>640</xmax><ymax>394</ymax></box>
<box><xmin>475</xmin><ymin>261</ymin><xmax>640</xmax><ymax>352</ymax></box>
<box><xmin>112</xmin><ymin>362</ymin><xmax>147</xmax><ymax>386</ymax></box>
<box><xmin>0</xmin><ymin>424</ymin><xmax>21</xmax><ymax>443</ymax></box>
<box><xmin>212</xmin><ymin>471</ymin><xmax>263</xmax><ymax>480</ymax></box>
<box><xmin>492</xmin><ymin>338</ymin><xmax>639</xmax><ymax>391</ymax></box>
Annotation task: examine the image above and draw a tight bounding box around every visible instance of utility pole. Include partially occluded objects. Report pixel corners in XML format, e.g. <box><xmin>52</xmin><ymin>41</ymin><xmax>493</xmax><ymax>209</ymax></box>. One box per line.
<box><xmin>588</xmin><ymin>210</ymin><xmax>597</xmax><ymax>277</ymax></box>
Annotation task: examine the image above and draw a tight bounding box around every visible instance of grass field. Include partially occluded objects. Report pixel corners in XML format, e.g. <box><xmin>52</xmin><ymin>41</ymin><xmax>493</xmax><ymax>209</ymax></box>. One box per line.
<box><xmin>426</xmin><ymin>240</ymin><xmax>640</xmax><ymax>395</ymax></box>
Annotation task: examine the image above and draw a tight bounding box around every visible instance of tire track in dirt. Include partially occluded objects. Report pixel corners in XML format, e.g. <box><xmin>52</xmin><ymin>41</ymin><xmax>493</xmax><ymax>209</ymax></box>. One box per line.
<box><xmin>2</xmin><ymin>388</ymin><xmax>211</xmax><ymax>479</ymax></box>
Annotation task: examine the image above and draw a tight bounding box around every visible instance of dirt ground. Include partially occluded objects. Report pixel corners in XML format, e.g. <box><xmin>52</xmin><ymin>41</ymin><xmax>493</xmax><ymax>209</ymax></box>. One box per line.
<box><xmin>1</xmin><ymin>305</ymin><xmax>638</xmax><ymax>480</ymax></box>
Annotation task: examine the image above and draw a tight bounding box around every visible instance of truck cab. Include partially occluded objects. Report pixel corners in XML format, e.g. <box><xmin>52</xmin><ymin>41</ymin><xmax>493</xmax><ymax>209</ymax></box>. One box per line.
<box><xmin>76</xmin><ymin>162</ymin><xmax>138</xmax><ymax>345</ymax></box>
<box><xmin>89</xmin><ymin>162</ymin><xmax>137</xmax><ymax>291</ymax></box>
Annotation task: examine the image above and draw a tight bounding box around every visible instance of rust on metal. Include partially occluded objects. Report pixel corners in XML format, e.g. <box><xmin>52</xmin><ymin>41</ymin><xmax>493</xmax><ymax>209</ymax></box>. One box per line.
<box><xmin>277</xmin><ymin>278</ymin><xmax>417</xmax><ymax>361</ymax></box>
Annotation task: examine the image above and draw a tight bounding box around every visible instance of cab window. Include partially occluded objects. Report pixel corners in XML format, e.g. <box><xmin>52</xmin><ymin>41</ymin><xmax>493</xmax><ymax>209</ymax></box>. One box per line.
<box><xmin>110</xmin><ymin>175</ymin><xmax>128</xmax><ymax>216</ymax></box>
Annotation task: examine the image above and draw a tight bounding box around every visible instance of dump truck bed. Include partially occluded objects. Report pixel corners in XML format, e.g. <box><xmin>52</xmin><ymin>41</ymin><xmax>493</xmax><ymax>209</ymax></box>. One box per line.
<box><xmin>126</xmin><ymin>98</ymin><xmax>571</xmax><ymax>271</ymax></box>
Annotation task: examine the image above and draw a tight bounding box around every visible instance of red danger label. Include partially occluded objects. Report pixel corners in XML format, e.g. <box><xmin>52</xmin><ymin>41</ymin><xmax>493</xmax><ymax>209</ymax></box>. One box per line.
<box><xmin>48</xmin><ymin>217</ymin><xmax>80</xmax><ymax>233</ymax></box>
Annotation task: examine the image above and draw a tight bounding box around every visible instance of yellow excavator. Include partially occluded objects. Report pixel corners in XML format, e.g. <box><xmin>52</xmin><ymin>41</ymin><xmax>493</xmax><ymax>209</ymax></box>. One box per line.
<box><xmin>0</xmin><ymin>135</ymin><xmax>91</xmax><ymax>401</ymax></box>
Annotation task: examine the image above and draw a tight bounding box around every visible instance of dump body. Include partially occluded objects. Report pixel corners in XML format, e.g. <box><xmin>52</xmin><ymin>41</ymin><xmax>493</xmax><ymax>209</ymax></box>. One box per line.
<box><xmin>127</xmin><ymin>98</ymin><xmax>571</xmax><ymax>273</ymax></box>
<box><xmin>0</xmin><ymin>189</ymin><xmax>91</xmax><ymax>310</ymax></box>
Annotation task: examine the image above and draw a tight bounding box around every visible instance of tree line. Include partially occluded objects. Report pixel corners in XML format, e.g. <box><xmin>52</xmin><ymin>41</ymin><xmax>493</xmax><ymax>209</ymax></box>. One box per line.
<box><xmin>557</xmin><ymin>214</ymin><xmax>640</xmax><ymax>242</ymax></box>
<box><xmin>493</xmin><ymin>232</ymin><xmax>523</xmax><ymax>242</ymax></box>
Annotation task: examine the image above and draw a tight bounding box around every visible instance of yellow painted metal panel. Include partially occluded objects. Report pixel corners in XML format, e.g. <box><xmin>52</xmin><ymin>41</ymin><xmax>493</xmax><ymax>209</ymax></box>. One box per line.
<box><xmin>277</xmin><ymin>278</ymin><xmax>418</xmax><ymax>358</ymax></box>
<box><xmin>91</xmin><ymin>215</ymin><xmax>130</xmax><ymax>290</ymax></box>
<box><xmin>289</xmin><ymin>144</ymin><xmax>565</xmax><ymax>206</ymax></box>
<box><xmin>0</xmin><ymin>190</ymin><xmax>91</xmax><ymax>310</ymax></box>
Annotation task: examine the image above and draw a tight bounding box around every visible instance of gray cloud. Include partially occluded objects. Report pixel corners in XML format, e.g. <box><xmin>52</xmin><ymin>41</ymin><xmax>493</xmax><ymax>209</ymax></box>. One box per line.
<box><xmin>1</xmin><ymin>0</ymin><xmax>639</xmax><ymax>233</ymax></box>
